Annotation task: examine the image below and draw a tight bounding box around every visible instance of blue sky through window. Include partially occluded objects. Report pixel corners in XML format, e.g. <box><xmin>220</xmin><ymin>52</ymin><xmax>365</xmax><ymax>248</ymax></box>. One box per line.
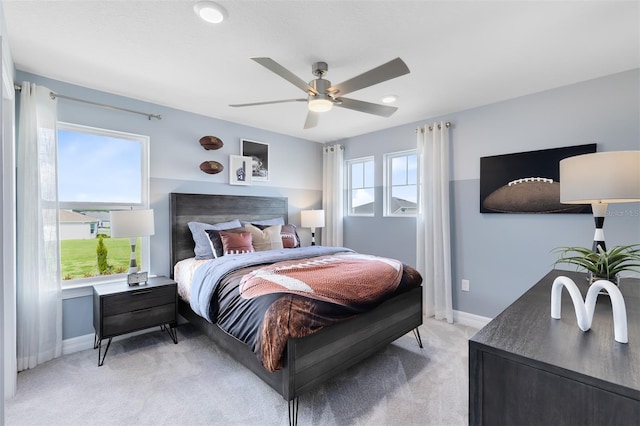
<box><xmin>58</xmin><ymin>129</ymin><xmax>142</xmax><ymax>203</ymax></box>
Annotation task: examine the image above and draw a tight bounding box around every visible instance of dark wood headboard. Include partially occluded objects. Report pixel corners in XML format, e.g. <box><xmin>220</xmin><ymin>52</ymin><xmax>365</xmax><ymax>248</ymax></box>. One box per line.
<box><xmin>169</xmin><ymin>193</ymin><xmax>288</xmax><ymax>272</ymax></box>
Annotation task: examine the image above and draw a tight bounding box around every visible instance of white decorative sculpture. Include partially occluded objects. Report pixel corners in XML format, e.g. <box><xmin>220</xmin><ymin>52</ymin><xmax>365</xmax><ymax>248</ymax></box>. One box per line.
<box><xmin>550</xmin><ymin>276</ymin><xmax>628</xmax><ymax>344</ymax></box>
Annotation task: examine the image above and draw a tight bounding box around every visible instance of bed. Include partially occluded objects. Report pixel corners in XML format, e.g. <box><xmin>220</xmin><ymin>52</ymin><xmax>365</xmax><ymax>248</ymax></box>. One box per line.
<box><xmin>169</xmin><ymin>192</ymin><xmax>424</xmax><ymax>424</ymax></box>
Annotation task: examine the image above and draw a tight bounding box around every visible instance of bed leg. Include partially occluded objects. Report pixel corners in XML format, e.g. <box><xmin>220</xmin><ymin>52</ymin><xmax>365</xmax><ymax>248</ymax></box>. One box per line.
<box><xmin>413</xmin><ymin>327</ymin><xmax>423</xmax><ymax>348</ymax></box>
<box><xmin>288</xmin><ymin>397</ymin><xmax>299</xmax><ymax>426</ymax></box>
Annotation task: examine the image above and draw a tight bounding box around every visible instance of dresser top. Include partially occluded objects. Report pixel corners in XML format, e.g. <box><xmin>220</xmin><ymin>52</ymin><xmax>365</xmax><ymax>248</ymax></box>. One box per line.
<box><xmin>470</xmin><ymin>269</ymin><xmax>640</xmax><ymax>398</ymax></box>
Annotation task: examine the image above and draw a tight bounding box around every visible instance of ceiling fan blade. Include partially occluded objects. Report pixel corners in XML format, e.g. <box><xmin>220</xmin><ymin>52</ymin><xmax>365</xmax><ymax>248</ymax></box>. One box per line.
<box><xmin>335</xmin><ymin>98</ymin><xmax>398</xmax><ymax>117</ymax></box>
<box><xmin>252</xmin><ymin>57</ymin><xmax>318</xmax><ymax>95</ymax></box>
<box><xmin>328</xmin><ymin>57</ymin><xmax>410</xmax><ymax>97</ymax></box>
<box><xmin>229</xmin><ymin>99</ymin><xmax>306</xmax><ymax>107</ymax></box>
<box><xmin>304</xmin><ymin>111</ymin><xmax>319</xmax><ymax>129</ymax></box>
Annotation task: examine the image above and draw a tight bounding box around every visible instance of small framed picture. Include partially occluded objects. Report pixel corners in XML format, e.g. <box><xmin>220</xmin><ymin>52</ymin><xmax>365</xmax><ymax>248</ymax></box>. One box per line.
<box><xmin>240</xmin><ymin>139</ymin><xmax>269</xmax><ymax>181</ymax></box>
<box><xmin>229</xmin><ymin>155</ymin><xmax>252</xmax><ymax>186</ymax></box>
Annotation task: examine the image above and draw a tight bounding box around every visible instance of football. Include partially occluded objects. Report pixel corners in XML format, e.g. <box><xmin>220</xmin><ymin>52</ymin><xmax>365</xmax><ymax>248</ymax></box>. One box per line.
<box><xmin>483</xmin><ymin>177</ymin><xmax>585</xmax><ymax>213</ymax></box>
<box><xmin>199</xmin><ymin>135</ymin><xmax>224</xmax><ymax>150</ymax></box>
<box><xmin>199</xmin><ymin>161</ymin><xmax>224</xmax><ymax>175</ymax></box>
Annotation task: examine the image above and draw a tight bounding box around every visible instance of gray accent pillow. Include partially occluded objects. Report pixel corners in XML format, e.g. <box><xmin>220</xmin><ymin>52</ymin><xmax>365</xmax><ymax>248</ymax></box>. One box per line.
<box><xmin>188</xmin><ymin>219</ymin><xmax>242</xmax><ymax>259</ymax></box>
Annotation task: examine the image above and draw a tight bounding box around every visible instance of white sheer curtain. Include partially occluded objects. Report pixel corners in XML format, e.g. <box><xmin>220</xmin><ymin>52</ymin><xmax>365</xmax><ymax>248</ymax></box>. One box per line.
<box><xmin>16</xmin><ymin>82</ymin><xmax>62</xmax><ymax>370</ymax></box>
<box><xmin>322</xmin><ymin>144</ymin><xmax>344</xmax><ymax>246</ymax></box>
<box><xmin>416</xmin><ymin>122</ymin><xmax>453</xmax><ymax>323</ymax></box>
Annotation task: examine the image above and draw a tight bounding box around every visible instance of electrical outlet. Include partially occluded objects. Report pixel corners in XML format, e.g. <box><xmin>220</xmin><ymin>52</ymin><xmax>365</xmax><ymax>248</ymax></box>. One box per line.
<box><xmin>461</xmin><ymin>279</ymin><xmax>470</xmax><ymax>292</ymax></box>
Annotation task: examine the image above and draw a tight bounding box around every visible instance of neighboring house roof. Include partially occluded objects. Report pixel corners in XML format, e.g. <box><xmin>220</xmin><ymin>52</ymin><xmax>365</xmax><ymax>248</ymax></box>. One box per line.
<box><xmin>390</xmin><ymin>197</ymin><xmax>417</xmax><ymax>214</ymax></box>
<box><xmin>88</xmin><ymin>211</ymin><xmax>111</xmax><ymax>222</ymax></box>
<box><xmin>59</xmin><ymin>210</ymin><xmax>99</xmax><ymax>224</ymax></box>
<box><xmin>353</xmin><ymin>197</ymin><xmax>417</xmax><ymax>215</ymax></box>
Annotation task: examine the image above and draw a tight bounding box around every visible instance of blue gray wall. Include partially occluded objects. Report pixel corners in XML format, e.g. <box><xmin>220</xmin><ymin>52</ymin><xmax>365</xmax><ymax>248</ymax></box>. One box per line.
<box><xmin>338</xmin><ymin>69</ymin><xmax>640</xmax><ymax>318</ymax></box>
<box><xmin>17</xmin><ymin>71</ymin><xmax>324</xmax><ymax>339</ymax></box>
<box><xmin>18</xmin><ymin>68</ymin><xmax>640</xmax><ymax>339</ymax></box>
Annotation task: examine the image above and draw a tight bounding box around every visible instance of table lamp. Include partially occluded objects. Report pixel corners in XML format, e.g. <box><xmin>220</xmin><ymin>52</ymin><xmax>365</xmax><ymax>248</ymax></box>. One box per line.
<box><xmin>560</xmin><ymin>151</ymin><xmax>640</xmax><ymax>252</ymax></box>
<box><xmin>301</xmin><ymin>209</ymin><xmax>325</xmax><ymax>246</ymax></box>
<box><xmin>110</xmin><ymin>209</ymin><xmax>155</xmax><ymax>283</ymax></box>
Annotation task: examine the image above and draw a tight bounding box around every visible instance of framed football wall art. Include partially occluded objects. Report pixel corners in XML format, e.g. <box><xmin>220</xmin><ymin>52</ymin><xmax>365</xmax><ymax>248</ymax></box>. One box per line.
<box><xmin>240</xmin><ymin>139</ymin><xmax>269</xmax><ymax>181</ymax></box>
<box><xmin>479</xmin><ymin>144</ymin><xmax>596</xmax><ymax>214</ymax></box>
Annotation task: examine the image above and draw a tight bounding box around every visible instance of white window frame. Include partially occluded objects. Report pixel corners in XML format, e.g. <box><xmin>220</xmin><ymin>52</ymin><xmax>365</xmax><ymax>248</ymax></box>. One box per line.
<box><xmin>384</xmin><ymin>150</ymin><xmax>417</xmax><ymax>217</ymax></box>
<box><xmin>347</xmin><ymin>156</ymin><xmax>375</xmax><ymax>217</ymax></box>
<box><xmin>57</xmin><ymin>122</ymin><xmax>150</xmax><ymax>288</ymax></box>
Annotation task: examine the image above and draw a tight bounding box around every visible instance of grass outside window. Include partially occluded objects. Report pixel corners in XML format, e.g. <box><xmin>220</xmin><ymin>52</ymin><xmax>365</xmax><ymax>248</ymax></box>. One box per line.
<box><xmin>61</xmin><ymin>237</ymin><xmax>141</xmax><ymax>280</ymax></box>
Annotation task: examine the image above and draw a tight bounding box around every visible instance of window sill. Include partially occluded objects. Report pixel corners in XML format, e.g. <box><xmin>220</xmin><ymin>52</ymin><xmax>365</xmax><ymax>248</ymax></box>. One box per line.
<box><xmin>62</xmin><ymin>277</ymin><xmax>123</xmax><ymax>299</ymax></box>
<box><xmin>62</xmin><ymin>275</ymin><xmax>156</xmax><ymax>299</ymax></box>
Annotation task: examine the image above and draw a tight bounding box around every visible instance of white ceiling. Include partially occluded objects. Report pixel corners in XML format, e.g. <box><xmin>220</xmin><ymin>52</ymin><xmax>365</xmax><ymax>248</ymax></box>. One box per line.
<box><xmin>3</xmin><ymin>1</ymin><xmax>639</xmax><ymax>143</ymax></box>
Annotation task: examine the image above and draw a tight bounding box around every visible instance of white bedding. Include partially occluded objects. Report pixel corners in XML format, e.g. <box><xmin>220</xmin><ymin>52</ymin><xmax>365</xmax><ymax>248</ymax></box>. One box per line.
<box><xmin>173</xmin><ymin>257</ymin><xmax>211</xmax><ymax>302</ymax></box>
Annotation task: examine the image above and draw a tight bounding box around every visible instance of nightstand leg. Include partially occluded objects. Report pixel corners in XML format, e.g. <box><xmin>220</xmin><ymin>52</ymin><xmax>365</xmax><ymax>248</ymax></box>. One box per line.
<box><xmin>97</xmin><ymin>337</ymin><xmax>112</xmax><ymax>367</ymax></box>
<box><xmin>413</xmin><ymin>328</ymin><xmax>423</xmax><ymax>348</ymax></box>
<box><xmin>161</xmin><ymin>324</ymin><xmax>178</xmax><ymax>344</ymax></box>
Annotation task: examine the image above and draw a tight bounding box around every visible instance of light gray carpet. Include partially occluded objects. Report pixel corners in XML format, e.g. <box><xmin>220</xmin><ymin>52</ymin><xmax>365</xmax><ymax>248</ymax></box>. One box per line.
<box><xmin>5</xmin><ymin>318</ymin><xmax>477</xmax><ymax>425</ymax></box>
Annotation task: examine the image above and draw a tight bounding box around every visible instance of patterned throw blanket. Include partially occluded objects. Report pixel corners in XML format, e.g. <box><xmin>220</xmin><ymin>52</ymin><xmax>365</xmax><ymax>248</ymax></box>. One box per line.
<box><xmin>190</xmin><ymin>245</ymin><xmax>354</xmax><ymax>322</ymax></box>
<box><xmin>239</xmin><ymin>253</ymin><xmax>403</xmax><ymax>306</ymax></box>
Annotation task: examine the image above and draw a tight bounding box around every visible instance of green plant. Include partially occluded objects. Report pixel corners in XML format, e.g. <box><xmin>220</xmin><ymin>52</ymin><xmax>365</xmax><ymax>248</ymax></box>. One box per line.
<box><xmin>96</xmin><ymin>235</ymin><xmax>111</xmax><ymax>275</ymax></box>
<box><xmin>553</xmin><ymin>244</ymin><xmax>640</xmax><ymax>281</ymax></box>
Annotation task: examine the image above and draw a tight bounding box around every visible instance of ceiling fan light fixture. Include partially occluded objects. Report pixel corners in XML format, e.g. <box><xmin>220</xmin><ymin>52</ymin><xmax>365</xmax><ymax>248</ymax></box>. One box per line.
<box><xmin>381</xmin><ymin>94</ymin><xmax>398</xmax><ymax>104</ymax></box>
<box><xmin>194</xmin><ymin>1</ymin><xmax>227</xmax><ymax>24</ymax></box>
<box><xmin>308</xmin><ymin>97</ymin><xmax>334</xmax><ymax>113</ymax></box>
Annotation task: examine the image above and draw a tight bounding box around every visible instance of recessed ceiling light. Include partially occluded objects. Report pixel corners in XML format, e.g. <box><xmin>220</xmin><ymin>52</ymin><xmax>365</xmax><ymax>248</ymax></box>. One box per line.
<box><xmin>194</xmin><ymin>1</ymin><xmax>228</xmax><ymax>24</ymax></box>
<box><xmin>381</xmin><ymin>95</ymin><xmax>398</xmax><ymax>104</ymax></box>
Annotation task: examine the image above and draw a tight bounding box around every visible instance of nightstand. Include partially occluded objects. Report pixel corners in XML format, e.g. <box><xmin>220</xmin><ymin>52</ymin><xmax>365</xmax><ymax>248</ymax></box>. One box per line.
<box><xmin>93</xmin><ymin>276</ymin><xmax>178</xmax><ymax>366</ymax></box>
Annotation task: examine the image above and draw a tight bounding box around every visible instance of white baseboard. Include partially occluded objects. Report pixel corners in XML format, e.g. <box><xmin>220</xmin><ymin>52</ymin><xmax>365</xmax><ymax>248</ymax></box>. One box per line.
<box><xmin>62</xmin><ymin>333</ymin><xmax>94</xmax><ymax>355</ymax></box>
<box><xmin>62</xmin><ymin>328</ymin><xmax>158</xmax><ymax>355</ymax></box>
<box><xmin>62</xmin><ymin>312</ymin><xmax>492</xmax><ymax>355</ymax></box>
<box><xmin>453</xmin><ymin>310</ymin><xmax>492</xmax><ymax>329</ymax></box>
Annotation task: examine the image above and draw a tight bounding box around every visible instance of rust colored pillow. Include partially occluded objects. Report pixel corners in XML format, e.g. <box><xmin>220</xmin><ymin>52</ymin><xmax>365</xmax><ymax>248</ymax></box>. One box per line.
<box><xmin>219</xmin><ymin>231</ymin><xmax>254</xmax><ymax>255</ymax></box>
<box><xmin>205</xmin><ymin>227</ymin><xmax>246</xmax><ymax>258</ymax></box>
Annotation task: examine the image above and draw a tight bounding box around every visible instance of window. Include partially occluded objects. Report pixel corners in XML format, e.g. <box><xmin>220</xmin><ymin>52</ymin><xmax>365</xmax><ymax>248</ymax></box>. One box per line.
<box><xmin>57</xmin><ymin>122</ymin><xmax>149</xmax><ymax>284</ymax></box>
<box><xmin>347</xmin><ymin>156</ymin><xmax>375</xmax><ymax>216</ymax></box>
<box><xmin>384</xmin><ymin>150</ymin><xmax>417</xmax><ymax>216</ymax></box>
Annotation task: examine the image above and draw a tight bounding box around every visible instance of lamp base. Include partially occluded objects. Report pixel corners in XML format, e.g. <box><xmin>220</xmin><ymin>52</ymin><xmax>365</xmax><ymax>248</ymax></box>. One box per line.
<box><xmin>591</xmin><ymin>202</ymin><xmax>608</xmax><ymax>252</ymax></box>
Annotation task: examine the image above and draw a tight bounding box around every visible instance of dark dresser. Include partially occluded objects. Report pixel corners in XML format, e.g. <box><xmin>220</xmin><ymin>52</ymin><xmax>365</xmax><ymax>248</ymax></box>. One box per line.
<box><xmin>469</xmin><ymin>269</ymin><xmax>640</xmax><ymax>425</ymax></box>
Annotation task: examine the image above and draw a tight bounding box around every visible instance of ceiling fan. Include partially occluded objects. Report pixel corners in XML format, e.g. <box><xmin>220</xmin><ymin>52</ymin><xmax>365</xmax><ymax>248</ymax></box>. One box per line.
<box><xmin>230</xmin><ymin>57</ymin><xmax>410</xmax><ymax>129</ymax></box>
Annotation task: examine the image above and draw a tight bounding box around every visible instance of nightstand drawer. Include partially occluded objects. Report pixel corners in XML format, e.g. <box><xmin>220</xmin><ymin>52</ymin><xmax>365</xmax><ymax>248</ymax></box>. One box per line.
<box><xmin>102</xmin><ymin>285</ymin><xmax>175</xmax><ymax>316</ymax></box>
<box><xmin>102</xmin><ymin>303</ymin><xmax>176</xmax><ymax>336</ymax></box>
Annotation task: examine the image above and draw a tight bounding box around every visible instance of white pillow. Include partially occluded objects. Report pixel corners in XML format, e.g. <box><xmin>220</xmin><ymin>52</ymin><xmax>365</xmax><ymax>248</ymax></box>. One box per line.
<box><xmin>244</xmin><ymin>224</ymin><xmax>284</xmax><ymax>251</ymax></box>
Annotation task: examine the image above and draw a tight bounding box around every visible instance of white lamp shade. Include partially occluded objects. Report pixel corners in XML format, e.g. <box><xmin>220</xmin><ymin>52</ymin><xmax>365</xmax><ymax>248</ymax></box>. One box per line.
<box><xmin>110</xmin><ymin>209</ymin><xmax>155</xmax><ymax>238</ymax></box>
<box><xmin>560</xmin><ymin>151</ymin><xmax>640</xmax><ymax>204</ymax></box>
<box><xmin>301</xmin><ymin>210</ymin><xmax>325</xmax><ymax>229</ymax></box>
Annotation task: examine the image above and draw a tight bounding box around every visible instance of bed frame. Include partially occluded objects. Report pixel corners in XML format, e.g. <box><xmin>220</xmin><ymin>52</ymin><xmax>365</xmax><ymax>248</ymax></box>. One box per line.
<box><xmin>169</xmin><ymin>193</ymin><xmax>423</xmax><ymax>424</ymax></box>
